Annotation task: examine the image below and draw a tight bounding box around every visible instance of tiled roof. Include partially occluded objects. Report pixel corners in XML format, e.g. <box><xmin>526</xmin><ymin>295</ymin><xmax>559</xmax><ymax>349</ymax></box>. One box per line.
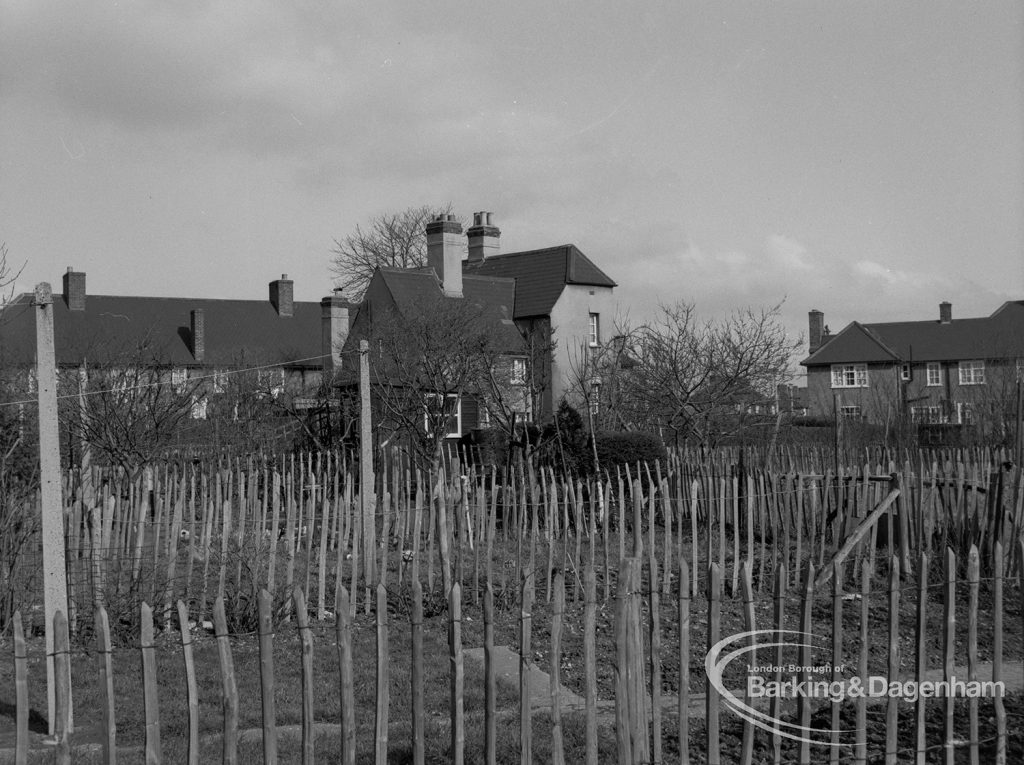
<box><xmin>802</xmin><ymin>301</ymin><xmax>1024</xmax><ymax>366</ymax></box>
<box><xmin>463</xmin><ymin>245</ymin><xmax>617</xmax><ymax>318</ymax></box>
<box><xmin>376</xmin><ymin>268</ymin><xmax>524</xmax><ymax>352</ymax></box>
<box><xmin>0</xmin><ymin>292</ymin><xmax>328</xmax><ymax>368</ymax></box>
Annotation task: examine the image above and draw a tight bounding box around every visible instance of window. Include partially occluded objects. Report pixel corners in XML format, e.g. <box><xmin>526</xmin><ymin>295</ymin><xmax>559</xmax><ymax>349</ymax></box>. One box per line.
<box><xmin>26</xmin><ymin>368</ymin><xmax>36</xmax><ymax>394</ymax></box>
<box><xmin>191</xmin><ymin>395</ymin><xmax>208</xmax><ymax>420</ymax></box>
<box><xmin>511</xmin><ymin>358</ymin><xmax>527</xmax><ymax>386</ymax></box>
<box><xmin>424</xmin><ymin>394</ymin><xmax>461</xmax><ymax>438</ymax></box>
<box><xmin>588</xmin><ymin>313</ymin><xmax>600</xmax><ymax>347</ymax></box>
<box><xmin>831</xmin><ymin>364</ymin><xmax>868</xmax><ymax>388</ymax></box>
<box><xmin>479</xmin><ymin>405</ymin><xmax>490</xmax><ymax>428</ymax></box>
<box><xmin>213</xmin><ymin>370</ymin><xmax>227</xmax><ymax>394</ymax></box>
<box><xmin>900</xmin><ymin>363</ymin><xmax>911</xmax><ymax>382</ymax></box>
<box><xmin>926</xmin><ymin>362</ymin><xmax>942</xmax><ymax>387</ymax></box>
<box><xmin>958</xmin><ymin>360</ymin><xmax>985</xmax><ymax>386</ymax></box>
<box><xmin>839</xmin><ymin>405</ymin><xmax>862</xmax><ymax>419</ymax></box>
<box><xmin>911</xmin><ymin>405</ymin><xmax>944</xmax><ymax>424</ymax></box>
<box><xmin>171</xmin><ymin>367</ymin><xmax>189</xmax><ymax>393</ymax></box>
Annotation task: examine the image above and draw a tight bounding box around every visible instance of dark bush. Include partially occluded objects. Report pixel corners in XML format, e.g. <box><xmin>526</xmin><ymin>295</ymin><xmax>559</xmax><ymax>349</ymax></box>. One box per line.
<box><xmin>594</xmin><ymin>430</ymin><xmax>667</xmax><ymax>468</ymax></box>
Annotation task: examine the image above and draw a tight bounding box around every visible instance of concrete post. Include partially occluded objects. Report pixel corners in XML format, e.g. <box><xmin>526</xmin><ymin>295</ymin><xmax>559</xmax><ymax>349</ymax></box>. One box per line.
<box><xmin>34</xmin><ymin>283</ymin><xmax>72</xmax><ymax>733</ymax></box>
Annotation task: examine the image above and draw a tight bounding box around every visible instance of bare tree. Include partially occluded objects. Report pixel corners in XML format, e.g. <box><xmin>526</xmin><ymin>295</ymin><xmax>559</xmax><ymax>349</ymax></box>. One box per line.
<box><xmin>64</xmin><ymin>336</ymin><xmax>205</xmax><ymax>476</ymax></box>
<box><xmin>0</xmin><ymin>242</ymin><xmax>25</xmax><ymax>312</ymax></box>
<box><xmin>568</xmin><ymin>301</ymin><xmax>800</xmax><ymax>445</ymax></box>
<box><xmin>330</xmin><ymin>205</ymin><xmax>458</xmax><ymax>300</ymax></box>
<box><xmin>363</xmin><ymin>292</ymin><xmax>520</xmax><ymax>470</ymax></box>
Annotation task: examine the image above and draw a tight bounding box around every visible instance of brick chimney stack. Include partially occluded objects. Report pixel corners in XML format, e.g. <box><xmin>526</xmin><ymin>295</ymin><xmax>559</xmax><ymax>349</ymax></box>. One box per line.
<box><xmin>939</xmin><ymin>301</ymin><xmax>952</xmax><ymax>324</ymax></box>
<box><xmin>190</xmin><ymin>309</ymin><xmax>205</xmax><ymax>362</ymax></box>
<box><xmin>270</xmin><ymin>274</ymin><xmax>294</xmax><ymax>317</ymax></box>
<box><xmin>62</xmin><ymin>267</ymin><xmax>86</xmax><ymax>311</ymax></box>
<box><xmin>321</xmin><ymin>294</ymin><xmax>350</xmax><ymax>374</ymax></box>
<box><xmin>467</xmin><ymin>211</ymin><xmax>500</xmax><ymax>262</ymax></box>
<box><xmin>426</xmin><ymin>214</ymin><xmax>464</xmax><ymax>298</ymax></box>
<box><xmin>808</xmin><ymin>309</ymin><xmax>824</xmax><ymax>354</ymax></box>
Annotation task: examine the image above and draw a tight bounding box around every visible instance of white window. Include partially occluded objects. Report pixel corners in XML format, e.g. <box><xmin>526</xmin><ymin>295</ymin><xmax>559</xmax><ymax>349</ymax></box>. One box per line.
<box><xmin>839</xmin><ymin>405</ymin><xmax>862</xmax><ymax>419</ymax></box>
<box><xmin>831</xmin><ymin>364</ymin><xmax>868</xmax><ymax>388</ymax></box>
<box><xmin>958</xmin><ymin>360</ymin><xmax>985</xmax><ymax>386</ymax></box>
<box><xmin>213</xmin><ymin>370</ymin><xmax>227</xmax><ymax>394</ymax></box>
<box><xmin>171</xmin><ymin>368</ymin><xmax>189</xmax><ymax>393</ymax></box>
<box><xmin>911</xmin><ymin>405</ymin><xmax>944</xmax><ymax>424</ymax></box>
<box><xmin>424</xmin><ymin>394</ymin><xmax>461</xmax><ymax>438</ymax></box>
<box><xmin>588</xmin><ymin>313</ymin><xmax>600</xmax><ymax>347</ymax></box>
<box><xmin>479</xmin><ymin>404</ymin><xmax>490</xmax><ymax>428</ymax></box>
<box><xmin>926</xmin><ymin>362</ymin><xmax>942</xmax><ymax>387</ymax></box>
<box><xmin>900</xmin><ymin>363</ymin><xmax>911</xmax><ymax>382</ymax></box>
<box><xmin>191</xmin><ymin>395</ymin><xmax>208</xmax><ymax>420</ymax></box>
<box><xmin>511</xmin><ymin>358</ymin><xmax>527</xmax><ymax>386</ymax></box>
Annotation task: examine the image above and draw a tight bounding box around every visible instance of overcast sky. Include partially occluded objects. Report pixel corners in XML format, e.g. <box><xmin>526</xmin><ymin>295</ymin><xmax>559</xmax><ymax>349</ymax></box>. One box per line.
<box><xmin>3</xmin><ymin>1</ymin><xmax>1022</xmax><ymax>378</ymax></box>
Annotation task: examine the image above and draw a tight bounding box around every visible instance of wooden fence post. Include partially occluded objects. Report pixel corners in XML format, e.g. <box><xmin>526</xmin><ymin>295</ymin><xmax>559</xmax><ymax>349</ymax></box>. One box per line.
<box><xmin>294</xmin><ymin>588</ymin><xmax>315</xmax><ymax>765</ymax></box>
<box><xmin>139</xmin><ymin>604</ymin><xmax>160</xmax><ymax>765</ymax></box>
<box><xmin>13</xmin><ymin>611</ymin><xmax>28</xmax><ymax>765</ymax></box>
<box><xmin>706</xmin><ymin>562</ymin><xmax>721</xmax><ymax>765</ymax></box>
<box><xmin>176</xmin><ymin>601</ymin><xmax>199</xmax><ymax>765</ymax></box>
<box><xmin>336</xmin><ymin>586</ymin><xmax>355</xmax><ymax>765</ymax></box>
<box><xmin>550</xmin><ymin>571</ymin><xmax>565</xmax><ymax>765</ymax></box>
<box><xmin>410</xmin><ymin>579</ymin><xmax>424</xmax><ymax>765</ymax></box>
<box><xmin>520</xmin><ymin>570</ymin><xmax>534</xmax><ymax>765</ymax></box>
<box><xmin>449</xmin><ymin>582</ymin><xmax>464</xmax><ymax>765</ymax></box>
<box><xmin>484</xmin><ymin>584</ymin><xmax>497</xmax><ymax>765</ymax></box>
<box><xmin>258</xmin><ymin>589</ymin><xmax>278</xmax><ymax>764</ymax></box>
<box><xmin>213</xmin><ymin>596</ymin><xmax>239</xmax><ymax>765</ymax></box>
<box><xmin>375</xmin><ymin>582</ymin><xmax>390</xmax><ymax>765</ymax></box>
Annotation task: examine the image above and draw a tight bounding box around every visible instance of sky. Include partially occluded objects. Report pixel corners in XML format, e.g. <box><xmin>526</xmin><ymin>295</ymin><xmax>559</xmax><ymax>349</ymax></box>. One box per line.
<box><xmin>2</xmin><ymin>1</ymin><xmax>1022</xmax><ymax>381</ymax></box>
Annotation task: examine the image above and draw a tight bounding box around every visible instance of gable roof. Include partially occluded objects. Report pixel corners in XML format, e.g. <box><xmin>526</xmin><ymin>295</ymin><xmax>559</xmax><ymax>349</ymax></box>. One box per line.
<box><xmin>802</xmin><ymin>300</ymin><xmax>1024</xmax><ymax>366</ymax></box>
<box><xmin>0</xmin><ymin>292</ymin><xmax>327</xmax><ymax>368</ymax></box>
<box><xmin>343</xmin><ymin>267</ymin><xmax>525</xmax><ymax>356</ymax></box>
<box><xmin>463</xmin><ymin>244</ymin><xmax>617</xmax><ymax>318</ymax></box>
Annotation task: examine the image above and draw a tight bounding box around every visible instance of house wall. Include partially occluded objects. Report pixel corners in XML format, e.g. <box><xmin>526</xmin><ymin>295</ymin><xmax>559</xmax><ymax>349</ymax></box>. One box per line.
<box><xmin>807</xmin><ymin>358</ymin><xmax>1022</xmax><ymax>426</ymax></box>
<box><xmin>548</xmin><ymin>283</ymin><xmax>615</xmax><ymax>410</ymax></box>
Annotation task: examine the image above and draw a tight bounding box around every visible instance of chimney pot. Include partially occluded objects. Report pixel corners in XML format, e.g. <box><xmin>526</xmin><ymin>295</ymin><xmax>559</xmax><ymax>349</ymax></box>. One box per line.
<box><xmin>270</xmin><ymin>275</ymin><xmax>294</xmax><ymax>317</ymax></box>
<box><xmin>939</xmin><ymin>301</ymin><xmax>952</xmax><ymax>324</ymax></box>
<box><xmin>62</xmin><ymin>268</ymin><xmax>86</xmax><ymax>311</ymax></box>
<box><xmin>467</xmin><ymin>210</ymin><xmax>501</xmax><ymax>263</ymax></box>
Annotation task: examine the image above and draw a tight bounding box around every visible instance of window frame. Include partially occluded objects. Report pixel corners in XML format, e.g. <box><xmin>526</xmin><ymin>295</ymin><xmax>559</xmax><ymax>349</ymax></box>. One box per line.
<box><xmin>926</xmin><ymin>362</ymin><xmax>942</xmax><ymax>387</ymax></box>
<box><xmin>510</xmin><ymin>357</ymin><xmax>527</xmax><ymax>386</ymax></box>
<box><xmin>839</xmin><ymin>405</ymin><xmax>862</xmax><ymax>419</ymax></box>
<box><xmin>957</xmin><ymin>360</ymin><xmax>985</xmax><ymax>386</ymax></box>
<box><xmin>830</xmin><ymin>364</ymin><xmax>868</xmax><ymax>389</ymax></box>
<box><xmin>424</xmin><ymin>393</ymin><xmax>462</xmax><ymax>439</ymax></box>
<box><xmin>588</xmin><ymin>313</ymin><xmax>600</xmax><ymax>348</ymax></box>
<box><xmin>911</xmin><ymin>405</ymin><xmax>944</xmax><ymax>424</ymax></box>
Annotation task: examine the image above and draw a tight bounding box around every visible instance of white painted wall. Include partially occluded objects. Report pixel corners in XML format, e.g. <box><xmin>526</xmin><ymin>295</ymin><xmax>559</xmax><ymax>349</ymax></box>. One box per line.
<box><xmin>548</xmin><ymin>283</ymin><xmax>616</xmax><ymax>405</ymax></box>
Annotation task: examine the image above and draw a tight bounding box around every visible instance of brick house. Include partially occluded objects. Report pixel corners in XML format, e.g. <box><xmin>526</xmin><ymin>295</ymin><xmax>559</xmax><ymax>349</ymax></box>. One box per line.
<box><xmin>0</xmin><ymin>269</ymin><xmax>353</xmax><ymax>420</ymax></box>
<box><xmin>801</xmin><ymin>300</ymin><xmax>1024</xmax><ymax>433</ymax></box>
<box><xmin>337</xmin><ymin>211</ymin><xmax>618</xmax><ymax>438</ymax></box>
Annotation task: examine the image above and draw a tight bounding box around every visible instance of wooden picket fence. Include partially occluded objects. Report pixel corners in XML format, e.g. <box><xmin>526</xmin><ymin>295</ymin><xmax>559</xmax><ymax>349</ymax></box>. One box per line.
<box><xmin>9</xmin><ymin>538</ymin><xmax>1020</xmax><ymax>763</ymax></box>
<box><xmin>4</xmin><ymin>442</ymin><xmax>1015</xmax><ymax>636</ymax></box>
